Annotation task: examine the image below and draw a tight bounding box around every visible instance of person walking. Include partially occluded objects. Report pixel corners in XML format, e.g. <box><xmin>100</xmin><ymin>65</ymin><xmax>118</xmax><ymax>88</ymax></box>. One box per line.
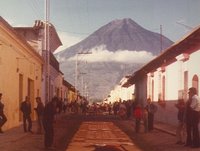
<box><xmin>43</xmin><ymin>96</ymin><xmax>58</xmax><ymax>149</ymax></box>
<box><xmin>20</xmin><ymin>96</ymin><xmax>32</xmax><ymax>133</ymax></box>
<box><xmin>145</xmin><ymin>98</ymin><xmax>157</xmax><ymax>131</ymax></box>
<box><xmin>185</xmin><ymin>87</ymin><xmax>200</xmax><ymax>148</ymax></box>
<box><xmin>0</xmin><ymin>93</ymin><xmax>7</xmax><ymax>133</ymax></box>
<box><xmin>34</xmin><ymin>97</ymin><xmax>44</xmax><ymax>134</ymax></box>
<box><xmin>175</xmin><ymin>99</ymin><xmax>185</xmax><ymax>145</ymax></box>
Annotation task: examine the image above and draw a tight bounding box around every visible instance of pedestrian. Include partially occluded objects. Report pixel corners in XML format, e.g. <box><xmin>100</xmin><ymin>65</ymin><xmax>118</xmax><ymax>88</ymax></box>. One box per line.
<box><xmin>145</xmin><ymin>98</ymin><xmax>157</xmax><ymax>131</ymax></box>
<box><xmin>143</xmin><ymin>108</ymin><xmax>148</xmax><ymax>133</ymax></box>
<box><xmin>57</xmin><ymin>98</ymin><xmax>63</xmax><ymax>114</ymax></box>
<box><xmin>43</xmin><ymin>96</ymin><xmax>58</xmax><ymax>149</ymax></box>
<box><xmin>34</xmin><ymin>97</ymin><xmax>44</xmax><ymax>134</ymax></box>
<box><xmin>108</xmin><ymin>102</ymin><xmax>112</xmax><ymax>115</ymax></box>
<box><xmin>113</xmin><ymin>101</ymin><xmax>119</xmax><ymax>116</ymax></box>
<box><xmin>0</xmin><ymin>93</ymin><xmax>7</xmax><ymax>133</ymax></box>
<box><xmin>175</xmin><ymin>99</ymin><xmax>185</xmax><ymax>145</ymax></box>
<box><xmin>63</xmin><ymin>98</ymin><xmax>67</xmax><ymax>113</ymax></box>
<box><xmin>133</xmin><ymin>103</ymin><xmax>142</xmax><ymax>133</ymax></box>
<box><xmin>20</xmin><ymin>96</ymin><xmax>32</xmax><ymax>133</ymax></box>
<box><xmin>126</xmin><ymin>100</ymin><xmax>132</xmax><ymax>119</ymax></box>
<box><xmin>185</xmin><ymin>87</ymin><xmax>200</xmax><ymax>148</ymax></box>
<box><xmin>118</xmin><ymin>100</ymin><xmax>127</xmax><ymax>119</ymax></box>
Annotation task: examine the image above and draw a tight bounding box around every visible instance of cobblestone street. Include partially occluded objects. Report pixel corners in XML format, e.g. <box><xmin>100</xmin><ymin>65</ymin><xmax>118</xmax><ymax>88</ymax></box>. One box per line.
<box><xmin>0</xmin><ymin>113</ymin><xmax>200</xmax><ymax>151</ymax></box>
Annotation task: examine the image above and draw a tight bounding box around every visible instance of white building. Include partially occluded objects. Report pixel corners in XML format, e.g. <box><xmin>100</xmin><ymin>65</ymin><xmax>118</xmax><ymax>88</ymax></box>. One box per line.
<box><xmin>107</xmin><ymin>76</ymin><xmax>135</xmax><ymax>103</ymax></box>
<box><xmin>124</xmin><ymin>25</ymin><xmax>200</xmax><ymax>126</ymax></box>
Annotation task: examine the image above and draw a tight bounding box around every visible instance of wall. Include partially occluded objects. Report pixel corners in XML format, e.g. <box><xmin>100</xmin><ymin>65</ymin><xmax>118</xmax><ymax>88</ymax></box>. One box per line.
<box><xmin>0</xmin><ymin>23</ymin><xmax>42</xmax><ymax>130</ymax></box>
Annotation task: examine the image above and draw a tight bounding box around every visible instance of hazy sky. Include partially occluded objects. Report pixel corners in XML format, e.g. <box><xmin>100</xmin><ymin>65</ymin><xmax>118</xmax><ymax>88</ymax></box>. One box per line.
<box><xmin>1</xmin><ymin>0</ymin><xmax>200</xmax><ymax>51</ymax></box>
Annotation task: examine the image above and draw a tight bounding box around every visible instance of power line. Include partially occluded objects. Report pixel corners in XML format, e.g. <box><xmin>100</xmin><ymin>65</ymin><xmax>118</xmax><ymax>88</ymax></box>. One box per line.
<box><xmin>176</xmin><ymin>21</ymin><xmax>193</xmax><ymax>30</ymax></box>
<box><xmin>26</xmin><ymin>0</ymin><xmax>41</xmax><ymax>19</ymax></box>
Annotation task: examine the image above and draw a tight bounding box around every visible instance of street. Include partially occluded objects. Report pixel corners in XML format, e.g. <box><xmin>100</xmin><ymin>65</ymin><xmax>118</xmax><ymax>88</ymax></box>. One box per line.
<box><xmin>0</xmin><ymin>113</ymin><xmax>200</xmax><ymax>151</ymax></box>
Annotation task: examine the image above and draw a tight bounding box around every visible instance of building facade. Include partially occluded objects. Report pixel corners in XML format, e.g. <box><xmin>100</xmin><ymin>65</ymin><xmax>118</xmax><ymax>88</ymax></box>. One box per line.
<box><xmin>124</xmin><ymin>25</ymin><xmax>200</xmax><ymax>126</ymax></box>
<box><xmin>0</xmin><ymin>17</ymin><xmax>43</xmax><ymax>129</ymax></box>
<box><xmin>14</xmin><ymin>20</ymin><xmax>63</xmax><ymax>104</ymax></box>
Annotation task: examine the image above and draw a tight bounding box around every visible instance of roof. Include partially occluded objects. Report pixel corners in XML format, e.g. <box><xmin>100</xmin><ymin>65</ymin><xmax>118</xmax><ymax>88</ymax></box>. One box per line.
<box><xmin>14</xmin><ymin>20</ymin><xmax>62</xmax><ymax>52</ymax></box>
<box><xmin>0</xmin><ymin>17</ymin><xmax>44</xmax><ymax>64</ymax></box>
<box><xmin>50</xmin><ymin>52</ymin><xmax>60</xmax><ymax>72</ymax></box>
<box><xmin>123</xmin><ymin>25</ymin><xmax>200</xmax><ymax>87</ymax></box>
<box><xmin>63</xmin><ymin>80</ymin><xmax>76</xmax><ymax>92</ymax></box>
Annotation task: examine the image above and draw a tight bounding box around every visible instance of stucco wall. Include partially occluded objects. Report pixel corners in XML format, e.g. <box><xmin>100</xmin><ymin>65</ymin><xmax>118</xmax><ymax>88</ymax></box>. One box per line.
<box><xmin>0</xmin><ymin>23</ymin><xmax>42</xmax><ymax>130</ymax></box>
<box><xmin>154</xmin><ymin>101</ymin><xmax>178</xmax><ymax>126</ymax></box>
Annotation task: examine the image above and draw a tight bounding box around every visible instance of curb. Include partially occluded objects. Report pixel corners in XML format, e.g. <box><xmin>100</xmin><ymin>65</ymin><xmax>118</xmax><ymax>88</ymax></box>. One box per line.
<box><xmin>154</xmin><ymin>126</ymin><xmax>176</xmax><ymax>136</ymax></box>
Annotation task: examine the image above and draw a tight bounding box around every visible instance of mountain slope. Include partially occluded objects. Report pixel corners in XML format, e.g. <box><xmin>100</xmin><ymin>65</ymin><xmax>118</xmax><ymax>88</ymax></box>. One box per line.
<box><xmin>55</xmin><ymin>18</ymin><xmax>173</xmax><ymax>100</ymax></box>
<box><xmin>56</xmin><ymin>18</ymin><xmax>173</xmax><ymax>59</ymax></box>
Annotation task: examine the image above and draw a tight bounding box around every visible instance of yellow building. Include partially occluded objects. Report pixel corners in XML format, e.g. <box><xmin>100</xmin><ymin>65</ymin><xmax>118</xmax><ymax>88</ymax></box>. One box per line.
<box><xmin>63</xmin><ymin>80</ymin><xmax>76</xmax><ymax>102</ymax></box>
<box><xmin>14</xmin><ymin>20</ymin><xmax>62</xmax><ymax>103</ymax></box>
<box><xmin>0</xmin><ymin>17</ymin><xmax>43</xmax><ymax>130</ymax></box>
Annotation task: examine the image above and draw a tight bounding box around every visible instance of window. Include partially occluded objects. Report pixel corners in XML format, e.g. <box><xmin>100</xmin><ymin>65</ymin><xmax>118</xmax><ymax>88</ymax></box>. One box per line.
<box><xmin>192</xmin><ymin>75</ymin><xmax>199</xmax><ymax>95</ymax></box>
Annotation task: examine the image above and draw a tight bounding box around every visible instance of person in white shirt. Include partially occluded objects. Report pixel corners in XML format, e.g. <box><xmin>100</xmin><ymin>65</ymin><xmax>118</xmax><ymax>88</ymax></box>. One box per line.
<box><xmin>185</xmin><ymin>87</ymin><xmax>200</xmax><ymax>148</ymax></box>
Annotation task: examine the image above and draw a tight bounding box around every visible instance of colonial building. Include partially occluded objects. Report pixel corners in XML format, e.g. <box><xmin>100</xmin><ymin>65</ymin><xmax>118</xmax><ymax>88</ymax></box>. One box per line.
<box><xmin>14</xmin><ymin>20</ymin><xmax>63</xmax><ymax>103</ymax></box>
<box><xmin>124</xmin><ymin>25</ymin><xmax>200</xmax><ymax>126</ymax></box>
<box><xmin>107</xmin><ymin>76</ymin><xmax>135</xmax><ymax>103</ymax></box>
<box><xmin>49</xmin><ymin>52</ymin><xmax>64</xmax><ymax>100</ymax></box>
<box><xmin>0</xmin><ymin>17</ymin><xmax>43</xmax><ymax>129</ymax></box>
<box><xmin>63</xmin><ymin>80</ymin><xmax>77</xmax><ymax>102</ymax></box>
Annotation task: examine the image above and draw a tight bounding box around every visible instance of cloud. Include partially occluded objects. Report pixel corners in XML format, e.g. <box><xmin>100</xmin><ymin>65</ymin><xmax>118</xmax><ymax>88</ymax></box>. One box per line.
<box><xmin>54</xmin><ymin>32</ymin><xmax>82</xmax><ymax>54</ymax></box>
<box><xmin>67</xmin><ymin>45</ymin><xmax>155</xmax><ymax>64</ymax></box>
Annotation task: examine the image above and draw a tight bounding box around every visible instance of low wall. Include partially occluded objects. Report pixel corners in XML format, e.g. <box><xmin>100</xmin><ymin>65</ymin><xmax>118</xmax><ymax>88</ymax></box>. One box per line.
<box><xmin>154</xmin><ymin>100</ymin><xmax>178</xmax><ymax>127</ymax></box>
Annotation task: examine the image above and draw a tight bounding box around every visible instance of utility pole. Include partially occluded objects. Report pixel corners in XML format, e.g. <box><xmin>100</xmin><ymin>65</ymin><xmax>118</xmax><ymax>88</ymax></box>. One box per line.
<box><xmin>44</xmin><ymin>0</ymin><xmax>50</xmax><ymax>103</ymax></box>
<box><xmin>80</xmin><ymin>72</ymin><xmax>86</xmax><ymax>97</ymax></box>
<box><xmin>75</xmin><ymin>52</ymin><xmax>92</xmax><ymax>101</ymax></box>
<box><xmin>160</xmin><ymin>25</ymin><xmax>163</xmax><ymax>53</ymax></box>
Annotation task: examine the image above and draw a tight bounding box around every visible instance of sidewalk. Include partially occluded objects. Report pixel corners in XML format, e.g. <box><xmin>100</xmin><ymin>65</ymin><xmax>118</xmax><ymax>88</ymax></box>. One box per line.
<box><xmin>0</xmin><ymin>113</ymin><xmax>76</xmax><ymax>151</ymax></box>
<box><xmin>0</xmin><ymin>121</ymin><xmax>45</xmax><ymax>151</ymax></box>
<box><xmin>154</xmin><ymin>121</ymin><xmax>176</xmax><ymax>136</ymax></box>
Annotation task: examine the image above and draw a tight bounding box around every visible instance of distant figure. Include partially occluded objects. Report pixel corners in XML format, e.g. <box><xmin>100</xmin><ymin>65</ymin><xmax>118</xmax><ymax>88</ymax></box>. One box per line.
<box><xmin>175</xmin><ymin>99</ymin><xmax>185</xmax><ymax>145</ymax></box>
<box><xmin>143</xmin><ymin>108</ymin><xmax>148</xmax><ymax>133</ymax></box>
<box><xmin>43</xmin><ymin>96</ymin><xmax>58</xmax><ymax>149</ymax></box>
<box><xmin>185</xmin><ymin>87</ymin><xmax>200</xmax><ymax>148</ymax></box>
<box><xmin>145</xmin><ymin>98</ymin><xmax>157</xmax><ymax>131</ymax></box>
<box><xmin>133</xmin><ymin>104</ymin><xmax>143</xmax><ymax>133</ymax></box>
<box><xmin>0</xmin><ymin>93</ymin><xmax>7</xmax><ymax>133</ymax></box>
<box><xmin>20</xmin><ymin>96</ymin><xmax>32</xmax><ymax>133</ymax></box>
<box><xmin>118</xmin><ymin>100</ymin><xmax>127</xmax><ymax>119</ymax></box>
<box><xmin>108</xmin><ymin>102</ymin><xmax>112</xmax><ymax>115</ymax></box>
<box><xmin>57</xmin><ymin>98</ymin><xmax>63</xmax><ymax>114</ymax></box>
<box><xmin>63</xmin><ymin>99</ymin><xmax>67</xmax><ymax>113</ymax></box>
<box><xmin>34</xmin><ymin>97</ymin><xmax>44</xmax><ymax>134</ymax></box>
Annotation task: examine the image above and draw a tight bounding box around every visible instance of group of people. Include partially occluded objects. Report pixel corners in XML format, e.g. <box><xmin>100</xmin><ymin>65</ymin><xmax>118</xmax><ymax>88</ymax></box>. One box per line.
<box><xmin>113</xmin><ymin>99</ymin><xmax>133</xmax><ymax>119</ymax></box>
<box><xmin>20</xmin><ymin>96</ymin><xmax>58</xmax><ymax>149</ymax></box>
<box><xmin>175</xmin><ymin>87</ymin><xmax>200</xmax><ymax>148</ymax></box>
<box><xmin>0</xmin><ymin>94</ymin><xmax>59</xmax><ymax>150</ymax></box>
<box><xmin>133</xmin><ymin>98</ymin><xmax>157</xmax><ymax>133</ymax></box>
<box><xmin>112</xmin><ymin>98</ymin><xmax>158</xmax><ymax>133</ymax></box>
